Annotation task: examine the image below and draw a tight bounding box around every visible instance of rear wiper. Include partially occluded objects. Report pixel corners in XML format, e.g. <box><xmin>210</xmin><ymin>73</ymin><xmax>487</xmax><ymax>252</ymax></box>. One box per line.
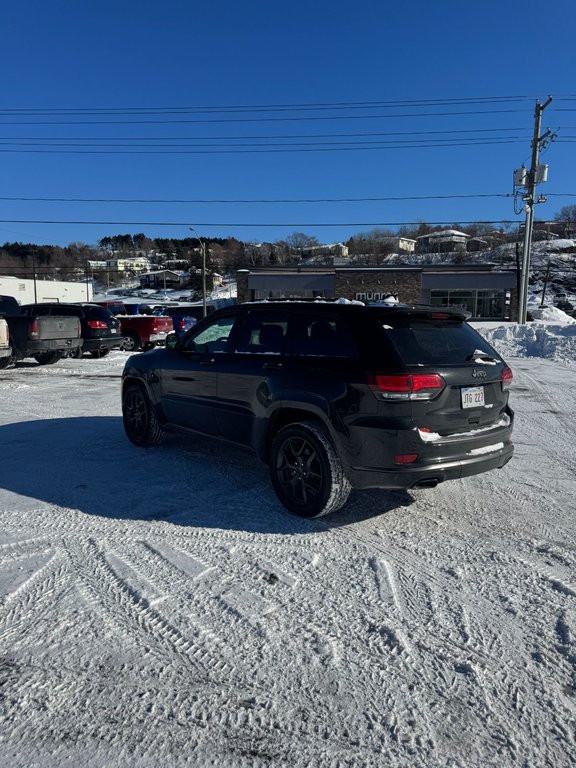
<box><xmin>467</xmin><ymin>350</ymin><xmax>497</xmax><ymax>364</ymax></box>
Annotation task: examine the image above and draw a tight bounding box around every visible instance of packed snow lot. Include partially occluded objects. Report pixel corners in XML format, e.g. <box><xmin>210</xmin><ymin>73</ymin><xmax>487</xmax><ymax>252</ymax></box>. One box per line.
<box><xmin>0</xmin><ymin>315</ymin><xmax>575</xmax><ymax>767</ymax></box>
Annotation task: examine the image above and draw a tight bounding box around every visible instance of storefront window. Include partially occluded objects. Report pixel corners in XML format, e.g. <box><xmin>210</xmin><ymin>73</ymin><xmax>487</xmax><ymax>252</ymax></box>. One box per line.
<box><xmin>430</xmin><ymin>290</ymin><xmax>506</xmax><ymax>319</ymax></box>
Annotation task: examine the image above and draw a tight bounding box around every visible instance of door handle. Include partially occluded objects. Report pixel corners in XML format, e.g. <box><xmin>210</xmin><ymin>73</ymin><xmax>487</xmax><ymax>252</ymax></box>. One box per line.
<box><xmin>263</xmin><ymin>362</ymin><xmax>283</xmax><ymax>370</ymax></box>
<box><xmin>200</xmin><ymin>358</ymin><xmax>216</xmax><ymax>366</ymax></box>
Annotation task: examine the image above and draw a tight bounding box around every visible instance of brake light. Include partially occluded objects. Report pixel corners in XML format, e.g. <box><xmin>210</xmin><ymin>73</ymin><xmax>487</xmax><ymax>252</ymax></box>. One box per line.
<box><xmin>179</xmin><ymin>319</ymin><xmax>186</xmax><ymax>329</ymax></box>
<box><xmin>30</xmin><ymin>320</ymin><xmax>39</xmax><ymax>338</ymax></box>
<box><xmin>368</xmin><ymin>373</ymin><xmax>445</xmax><ymax>401</ymax></box>
<box><xmin>87</xmin><ymin>320</ymin><xmax>108</xmax><ymax>329</ymax></box>
<box><xmin>502</xmin><ymin>367</ymin><xmax>513</xmax><ymax>391</ymax></box>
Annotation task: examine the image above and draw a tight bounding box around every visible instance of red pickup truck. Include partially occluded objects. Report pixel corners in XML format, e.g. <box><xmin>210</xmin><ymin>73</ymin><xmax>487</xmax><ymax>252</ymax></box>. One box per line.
<box><xmin>118</xmin><ymin>314</ymin><xmax>174</xmax><ymax>352</ymax></box>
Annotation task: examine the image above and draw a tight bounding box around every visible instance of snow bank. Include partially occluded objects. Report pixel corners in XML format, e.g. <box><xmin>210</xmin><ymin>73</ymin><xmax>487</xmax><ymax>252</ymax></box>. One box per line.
<box><xmin>477</xmin><ymin>306</ymin><xmax>576</xmax><ymax>364</ymax></box>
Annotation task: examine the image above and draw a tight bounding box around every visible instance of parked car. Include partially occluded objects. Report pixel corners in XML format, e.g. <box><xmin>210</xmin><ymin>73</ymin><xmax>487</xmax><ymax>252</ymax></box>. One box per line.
<box><xmin>117</xmin><ymin>313</ymin><xmax>174</xmax><ymax>352</ymax></box>
<box><xmin>94</xmin><ymin>300</ymin><xmax>128</xmax><ymax>315</ymax></box>
<box><xmin>121</xmin><ymin>300</ymin><xmax>514</xmax><ymax>518</ymax></box>
<box><xmin>158</xmin><ymin>305</ymin><xmax>203</xmax><ymax>336</ymax></box>
<box><xmin>20</xmin><ymin>303</ymin><xmax>121</xmax><ymax>358</ymax></box>
<box><xmin>0</xmin><ymin>295</ymin><xmax>82</xmax><ymax>367</ymax></box>
<box><xmin>0</xmin><ymin>316</ymin><xmax>11</xmax><ymax>362</ymax></box>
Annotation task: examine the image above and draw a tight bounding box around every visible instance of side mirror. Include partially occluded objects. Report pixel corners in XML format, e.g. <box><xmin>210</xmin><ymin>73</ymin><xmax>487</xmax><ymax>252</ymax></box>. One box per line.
<box><xmin>165</xmin><ymin>332</ymin><xmax>180</xmax><ymax>351</ymax></box>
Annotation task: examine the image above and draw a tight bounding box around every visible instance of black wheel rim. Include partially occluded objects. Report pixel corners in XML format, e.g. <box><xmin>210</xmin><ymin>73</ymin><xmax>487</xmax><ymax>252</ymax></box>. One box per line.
<box><xmin>275</xmin><ymin>435</ymin><xmax>324</xmax><ymax>508</ymax></box>
<box><xmin>124</xmin><ymin>390</ymin><xmax>148</xmax><ymax>440</ymax></box>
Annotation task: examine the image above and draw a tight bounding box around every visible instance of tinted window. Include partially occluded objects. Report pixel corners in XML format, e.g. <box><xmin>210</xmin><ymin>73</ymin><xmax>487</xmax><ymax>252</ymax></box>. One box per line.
<box><xmin>384</xmin><ymin>317</ymin><xmax>499</xmax><ymax>365</ymax></box>
<box><xmin>234</xmin><ymin>312</ymin><xmax>288</xmax><ymax>354</ymax></box>
<box><xmin>181</xmin><ymin>315</ymin><xmax>237</xmax><ymax>353</ymax></box>
<box><xmin>292</xmin><ymin>315</ymin><xmax>356</xmax><ymax>358</ymax></box>
<box><xmin>86</xmin><ymin>306</ymin><xmax>114</xmax><ymax>321</ymax></box>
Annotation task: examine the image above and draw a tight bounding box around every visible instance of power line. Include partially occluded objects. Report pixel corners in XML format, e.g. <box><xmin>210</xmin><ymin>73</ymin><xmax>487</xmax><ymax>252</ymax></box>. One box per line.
<box><xmin>0</xmin><ymin>109</ymin><xmax>532</xmax><ymax>126</ymax></box>
<box><xmin>0</xmin><ymin>193</ymin><xmax>514</xmax><ymax>204</ymax></box>
<box><xmin>0</xmin><ymin>139</ymin><xmax>529</xmax><ymax>155</ymax></box>
<box><xmin>0</xmin><ymin>127</ymin><xmax>552</xmax><ymax>141</ymax></box>
<box><xmin>0</xmin><ymin>218</ymin><xmax>524</xmax><ymax>227</ymax></box>
<box><xmin>0</xmin><ymin>96</ymin><xmax>541</xmax><ymax>116</ymax></box>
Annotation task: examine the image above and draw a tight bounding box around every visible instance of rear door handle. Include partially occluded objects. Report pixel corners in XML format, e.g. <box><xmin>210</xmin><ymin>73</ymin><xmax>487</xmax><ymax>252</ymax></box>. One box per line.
<box><xmin>263</xmin><ymin>362</ymin><xmax>283</xmax><ymax>370</ymax></box>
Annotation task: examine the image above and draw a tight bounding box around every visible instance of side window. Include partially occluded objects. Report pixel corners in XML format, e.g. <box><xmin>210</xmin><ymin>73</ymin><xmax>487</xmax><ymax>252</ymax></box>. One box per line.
<box><xmin>234</xmin><ymin>312</ymin><xmax>289</xmax><ymax>354</ymax></box>
<box><xmin>293</xmin><ymin>315</ymin><xmax>356</xmax><ymax>358</ymax></box>
<box><xmin>181</xmin><ymin>315</ymin><xmax>237</xmax><ymax>353</ymax></box>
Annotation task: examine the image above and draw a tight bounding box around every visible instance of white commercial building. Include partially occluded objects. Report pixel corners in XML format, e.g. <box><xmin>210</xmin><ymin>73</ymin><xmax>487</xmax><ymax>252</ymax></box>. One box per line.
<box><xmin>0</xmin><ymin>276</ymin><xmax>92</xmax><ymax>304</ymax></box>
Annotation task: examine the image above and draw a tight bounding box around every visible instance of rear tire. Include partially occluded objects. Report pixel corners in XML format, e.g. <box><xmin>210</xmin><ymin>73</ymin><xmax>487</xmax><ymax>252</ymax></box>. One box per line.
<box><xmin>270</xmin><ymin>421</ymin><xmax>351</xmax><ymax>518</ymax></box>
<box><xmin>121</xmin><ymin>332</ymin><xmax>141</xmax><ymax>352</ymax></box>
<box><xmin>89</xmin><ymin>348</ymin><xmax>111</xmax><ymax>359</ymax></box>
<box><xmin>34</xmin><ymin>351</ymin><xmax>63</xmax><ymax>365</ymax></box>
<box><xmin>122</xmin><ymin>383</ymin><xmax>165</xmax><ymax>447</ymax></box>
<box><xmin>0</xmin><ymin>346</ymin><xmax>15</xmax><ymax>369</ymax></box>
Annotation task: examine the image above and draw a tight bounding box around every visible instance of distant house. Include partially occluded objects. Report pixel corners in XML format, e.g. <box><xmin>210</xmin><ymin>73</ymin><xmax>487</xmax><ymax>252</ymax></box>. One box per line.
<box><xmin>139</xmin><ymin>269</ymin><xmax>188</xmax><ymax>289</ymax></box>
<box><xmin>381</xmin><ymin>236</ymin><xmax>417</xmax><ymax>254</ymax></box>
<box><xmin>301</xmin><ymin>243</ymin><xmax>349</xmax><ymax>258</ymax></box>
<box><xmin>417</xmin><ymin>230</ymin><xmax>470</xmax><ymax>253</ymax></box>
<box><xmin>467</xmin><ymin>237</ymin><xmax>489</xmax><ymax>252</ymax></box>
<box><xmin>106</xmin><ymin>256</ymin><xmax>151</xmax><ymax>273</ymax></box>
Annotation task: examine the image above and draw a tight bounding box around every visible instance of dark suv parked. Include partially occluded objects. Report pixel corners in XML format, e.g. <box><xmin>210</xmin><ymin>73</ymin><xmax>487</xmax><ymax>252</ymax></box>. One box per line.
<box><xmin>21</xmin><ymin>302</ymin><xmax>121</xmax><ymax>358</ymax></box>
<box><xmin>121</xmin><ymin>301</ymin><xmax>514</xmax><ymax>517</ymax></box>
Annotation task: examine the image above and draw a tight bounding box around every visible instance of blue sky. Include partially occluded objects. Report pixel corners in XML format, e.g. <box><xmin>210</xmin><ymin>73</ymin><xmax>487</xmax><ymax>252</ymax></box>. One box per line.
<box><xmin>1</xmin><ymin>0</ymin><xmax>575</xmax><ymax>247</ymax></box>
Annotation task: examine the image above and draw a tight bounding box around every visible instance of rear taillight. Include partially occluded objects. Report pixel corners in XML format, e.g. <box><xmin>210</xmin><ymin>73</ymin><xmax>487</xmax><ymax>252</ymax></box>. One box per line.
<box><xmin>179</xmin><ymin>319</ymin><xmax>186</xmax><ymax>329</ymax></box>
<box><xmin>87</xmin><ymin>320</ymin><xmax>108</xmax><ymax>329</ymax></box>
<box><xmin>368</xmin><ymin>373</ymin><xmax>445</xmax><ymax>401</ymax></box>
<box><xmin>502</xmin><ymin>367</ymin><xmax>513</xmax><ymax>391</ymax></box>
<box><xmin>30</xmin><ymin>320</ymin><xmax>39</xmax><ymax>338</ymax></box>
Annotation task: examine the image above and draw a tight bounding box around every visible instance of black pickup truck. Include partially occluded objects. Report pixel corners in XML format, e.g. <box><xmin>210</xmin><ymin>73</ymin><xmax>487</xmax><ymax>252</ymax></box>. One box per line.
<box><xmin>0</xmin><ymin>295</ymin><xmax>82</xmax><ymax>367</ymax></box>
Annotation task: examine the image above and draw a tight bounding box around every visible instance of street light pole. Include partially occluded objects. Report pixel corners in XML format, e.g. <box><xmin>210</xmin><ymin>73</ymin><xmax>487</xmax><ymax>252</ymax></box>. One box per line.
<box><xmin>189</xmin><ymin>226</ymin><xmax>207</xmax><ymax>317</ymax></box>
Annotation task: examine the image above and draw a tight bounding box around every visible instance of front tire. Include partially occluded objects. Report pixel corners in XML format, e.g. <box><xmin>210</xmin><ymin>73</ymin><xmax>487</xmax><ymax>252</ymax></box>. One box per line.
<box><xmin>122</xmin><ymin>383</ymin><xmax>165</xmax><ymax>447</ymax></box>
<box><xmin>270</xmin><ymin>421</ymin><xmax>351</xmax><ymax>518</ymax></box>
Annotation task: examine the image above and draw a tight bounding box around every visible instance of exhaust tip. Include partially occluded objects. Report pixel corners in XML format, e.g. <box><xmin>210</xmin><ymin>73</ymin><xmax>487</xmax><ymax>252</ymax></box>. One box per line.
<box><xmin>412</xmin><ymin>478</ymin><xmax>440</xmax><ymax>489</ymax></box>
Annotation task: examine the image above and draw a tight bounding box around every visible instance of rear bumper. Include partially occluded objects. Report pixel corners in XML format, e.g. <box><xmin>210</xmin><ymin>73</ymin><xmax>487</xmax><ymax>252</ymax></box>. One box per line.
<box><xmin>81</xmin><ymin>337</ymin><xmax>119</xmax><ymax>352</ymax></box>
<box><xmin>149</xmin><ymin>332</ymin><xmax>168</xmax><ymax>344</ymax></box>
<box><xmin>27</xmin><ymin>338</ymin><xmax>82</xmax><ymax>353</ymax></box>
<box><xmin>341</xmin><ymin>411</ymin><xmax>515</xmax><ymax>490</ymax></box>
<box><xmin>346</xmin><ymin>442</ymin><xmax>514</xmax><ymax>490</ymax></box>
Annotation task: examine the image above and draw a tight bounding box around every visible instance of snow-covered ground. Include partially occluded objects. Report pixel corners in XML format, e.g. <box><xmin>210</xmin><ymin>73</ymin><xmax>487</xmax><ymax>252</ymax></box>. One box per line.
<box><xmin>1</xmin><ymin>313</ymin><xmax>575</xmax><ymax>767</ymax></box>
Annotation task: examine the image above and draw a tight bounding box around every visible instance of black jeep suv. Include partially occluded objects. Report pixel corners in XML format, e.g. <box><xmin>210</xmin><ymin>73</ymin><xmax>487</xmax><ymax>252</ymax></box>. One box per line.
<box><xmin>21</xmin><ymin>302</ymin><xmax>121</xmax><ymax>358</ymax></box>
<box><xmin>121</xmin><ymin>301</ymin><xmax>514</xmax><ymax>517</ymax></box>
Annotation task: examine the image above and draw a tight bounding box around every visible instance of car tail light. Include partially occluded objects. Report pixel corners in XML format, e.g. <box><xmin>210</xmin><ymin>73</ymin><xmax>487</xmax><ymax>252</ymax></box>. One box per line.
<box><xmin>30</xmin><ymin>320</ymin><xmax>39</xmax><ymax>338</ymax></box>
<box><xmin>179</xmin><ymin>319</ymin><xmax>186</xmax><ymax>330</ymax></box>
<box><xmin>368</xmin><ymin>373</ymin><xmax>445</xmax><ymax>401</ymax></box>
<box><xmin>394</xmin><ymin>453</ymin><xmax>418</xmax><ymax>464</ymax></box>
<box><xmin>501</xmin><ymin>367</ymin><xmax>513</xmax><ymax>391</ymax></box>
<box><xmin>87</xmin><ymin>320</ymin><xmax>108</xmax><ymax>329</ymax></box>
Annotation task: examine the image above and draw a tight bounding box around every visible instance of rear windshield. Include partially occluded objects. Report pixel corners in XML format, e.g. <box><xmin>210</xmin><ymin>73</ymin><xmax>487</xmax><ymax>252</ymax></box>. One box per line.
<box><xmin>383</xmin><ymin>317</ymin><xmax>500</xmax><ymax>366</ymax></box>
<box><xmin>86</xmin><ymin>306</ymin><xmax>114</xmax><ymax>321</ymax></box>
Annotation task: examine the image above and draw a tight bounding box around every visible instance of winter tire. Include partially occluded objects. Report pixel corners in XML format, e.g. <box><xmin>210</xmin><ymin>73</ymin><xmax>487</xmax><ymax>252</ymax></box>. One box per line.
<box><xmin>34</xmin><ymin>351</ymin><xmax>63</xmax><ymax>365</ymax></box>
<box><xmin>121</xmin><ymin>332</ymin><xmax>141</xmax><ymax>352</ymax></box>
<box><xmin>122</xmin><ymin>383</ymin><xmax>165</xmax><ymax>447</ymax></box>
<box><xmin>270</xmin><ymin>421</ymin><xmax>351</xmax><ymax>518</ymax></box>
<box><xmin>89</xmin><ymin>348</ymin><xmax>111</xmax><ymax>359</ymax></box>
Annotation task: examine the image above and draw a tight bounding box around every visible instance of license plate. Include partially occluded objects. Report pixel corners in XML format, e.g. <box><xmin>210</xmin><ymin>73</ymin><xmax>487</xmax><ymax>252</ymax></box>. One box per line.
<box><xmin>111</xmin><ymin>328</ymin><xmax>118</xmax><ymax>333</ymax></box>
<box><xmin>461</xmin><ymin>386</ymin><xmax>485</xmax><ymax>409</ymax></box>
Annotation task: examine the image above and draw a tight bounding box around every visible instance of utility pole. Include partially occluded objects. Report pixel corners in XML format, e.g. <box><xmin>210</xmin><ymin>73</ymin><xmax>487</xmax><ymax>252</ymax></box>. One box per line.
<box><xmin>189</xmin><ymin>226</ymin><xmax>207</xmax><ymax>317</ymax></box>
<box><xmin>516</xmin><ymin>97</ymin><xmax>553</xmax><ymax>324</ymax></box>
